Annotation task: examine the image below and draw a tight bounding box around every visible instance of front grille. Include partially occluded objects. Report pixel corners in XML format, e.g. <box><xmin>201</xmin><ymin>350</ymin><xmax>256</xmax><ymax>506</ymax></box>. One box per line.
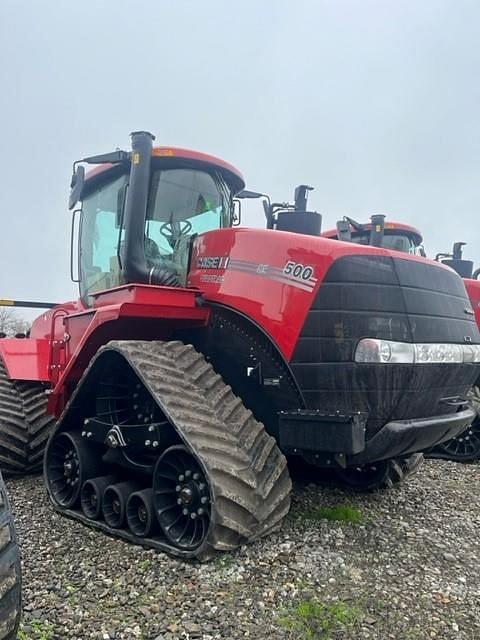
<box><xmin>290</xmin><ymin>255</ymin><xmax>480</xmax><ymax>434</ymax></box>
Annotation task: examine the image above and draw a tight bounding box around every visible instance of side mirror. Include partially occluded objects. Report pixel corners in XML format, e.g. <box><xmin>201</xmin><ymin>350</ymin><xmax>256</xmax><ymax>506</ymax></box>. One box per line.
<box><xmin>69</xmin><ymin>165</ymin><xmax>85</xmax><ymax>210</ymax></box>
<box><xmin>233</xmin><ymin>199</ymin><xmax>242</xmax><ymax>226</ymax></box>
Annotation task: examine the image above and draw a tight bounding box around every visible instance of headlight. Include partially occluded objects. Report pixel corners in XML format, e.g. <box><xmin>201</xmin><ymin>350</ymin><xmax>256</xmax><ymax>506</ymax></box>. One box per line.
<box><xmin>462</xmin><ymin>344</ymin><xmax>480</xmax><ymax>363</ymax></box>
<box><xmin>354</xmin><ymin>339</ymin><xmax>480</xmax><ymax>364</ymax></box>
<box><xmin>355</xmin><ymin>339</ymin><xmax>414</xmax><ymax>363</ymax></box>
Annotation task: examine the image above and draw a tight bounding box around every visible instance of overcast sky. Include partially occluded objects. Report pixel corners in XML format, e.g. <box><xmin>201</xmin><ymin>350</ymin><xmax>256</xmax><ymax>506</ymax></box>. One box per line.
<box><xmin>1</xmin><ymin>0</ymin><xmax>479</xmax><ymax>316</ymax></box>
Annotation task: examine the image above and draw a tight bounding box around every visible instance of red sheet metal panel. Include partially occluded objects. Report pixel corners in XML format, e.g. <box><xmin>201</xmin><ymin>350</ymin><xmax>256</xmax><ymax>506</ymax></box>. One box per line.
<box><xmin>0</xmin><ymin>338</ymin><xmax>50</xmax><ymax>382</ymax></box>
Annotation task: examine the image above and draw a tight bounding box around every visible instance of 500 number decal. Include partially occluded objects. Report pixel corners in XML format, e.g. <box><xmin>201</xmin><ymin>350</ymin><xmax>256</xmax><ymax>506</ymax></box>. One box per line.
<box><xmin>283</xmin><ymin>261</ymin><xmax>315</xmax><ymax>281</ymax></box>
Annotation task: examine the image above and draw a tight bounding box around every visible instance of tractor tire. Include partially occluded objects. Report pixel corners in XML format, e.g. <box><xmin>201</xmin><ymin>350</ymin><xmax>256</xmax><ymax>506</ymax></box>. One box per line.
<box><xmin>426</xmin><ymin>386</ymin><xmax>480</xmax><ymax>462</ymax></box>
<box><xmin>0</xmin><ymin>472</ymin><xmax>21</xmax><ymax>639</ymax></box>
<box><xmin>45</xmin><ymin>340</ymin><xmax>292</xmax><ymax>560</ymax></box>
<box><xmin>335</xmin><ymin>453</ymin><xmax>424</xmax><ymax>492</ymax></box>
<box><xmin>0</xmin><ymin>359</ymin><xmax>54</xmax><ymax>475</ymax></box>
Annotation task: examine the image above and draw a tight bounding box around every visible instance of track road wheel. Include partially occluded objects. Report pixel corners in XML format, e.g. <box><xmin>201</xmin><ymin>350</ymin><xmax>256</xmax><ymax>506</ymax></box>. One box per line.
<box><xmin>45</xmin><ymin>432</ymin><xmax>103</xmax><ymax>509</ymax></box>
<box><xmin>0</xmin><ymin>358</ymin><xmax>54</xmax><ymax>475</ymax></box>
<box><xmin>336</xmin><ymin>454</ymin><xmax>423</xmax><ymax>492</ymax></box>
<box><xmin>127</xmin><ymin>489</ymin><xmax>158</xmax><ymax>538</ymax></box>
<box><xmin>154</xmin><ymin>445</ymin><xmax>211</xmax><ymax>551</ymax></box>
<box><xmin>427</xmin><ymin>386</ymin><xmax>480</xmax><ymax>462</ymax></box>
<box><xmin>0</xmin><ymin>472</ymin><xmax>21</xmax><ymax>640</ymax></box>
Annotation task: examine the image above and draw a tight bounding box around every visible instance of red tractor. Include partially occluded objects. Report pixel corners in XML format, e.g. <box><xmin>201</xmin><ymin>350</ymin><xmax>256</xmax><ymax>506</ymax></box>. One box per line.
<box><xmin>0</xmin><ymin>132</ymin><xmax>479</xmax><ymax>560</ymax></box>
<box><xmin>323</xmin><ymin>215</ymin><xmax>480</xmax><ymax>461</ymax></box>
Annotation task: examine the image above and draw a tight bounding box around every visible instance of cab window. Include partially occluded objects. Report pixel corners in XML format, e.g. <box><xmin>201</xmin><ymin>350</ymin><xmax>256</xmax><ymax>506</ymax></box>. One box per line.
<box><xmin>352</xmin><ymin>232</ymin><xmax>418</xmax><ymax>254</ymax></box>
<box><xmin>79</xmin><ymin>174</ymin><xmax>127</xmax><ymax>303</ymax></box>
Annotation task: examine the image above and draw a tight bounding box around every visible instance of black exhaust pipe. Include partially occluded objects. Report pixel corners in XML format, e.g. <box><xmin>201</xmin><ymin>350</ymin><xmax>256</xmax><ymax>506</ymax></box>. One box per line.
<box><xmin>294</xmin><ymin>185</ymin><xmax>313</xmax><ymax>212</ymax></box>
<box><xmin>102</xmin><ymin>481</ymin><xmax>141</xmax><ymax>528</ymax></box>
<box><xmin>440</xmin><ymin>242</ymin><xmax>474</xmax><ymax>278</ymax></box>
<box><xmin>122</xmin><ymin>131</ymin><xmax>179</xmax><ymax>287</ymax></box>
<box><xmin>126</xmin><ymin>488</ymin><xmax>158</xmax><ymax>537</ymax></box>
<box><xmin>370</xmin><ymin>214</ymin><xmax>385</xmax><ymax>247</ymax></box>
<box><xmin>81</xmin><ymin>475</ymin><xmax>117</xmax><ymax>520</ymax></box>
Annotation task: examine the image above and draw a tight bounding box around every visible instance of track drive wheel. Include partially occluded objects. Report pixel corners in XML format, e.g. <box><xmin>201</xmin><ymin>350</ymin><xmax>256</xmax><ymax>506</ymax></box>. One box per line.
<box><xmin>336</xmin><ymin>454</ymin><xmax>423</xmax><ymax>492</ymax></box>
<box><xmin>0</xmin><ymin>472</ymin><xmax>21</xmax><ymax>640</ymax></box>
<box><xmin>154</xmin><ymin>445</ymin><xmax>211</xmax><ymax>551</ymax></box>
<box><xmin>45</xmin><ymin>432</ymin><xmax>103</xmax><ymax>508</ymax></box>
<box><xmin>0</xmin><ymin>358</ymin><xmax>54</xmax><ymax>475</ymax></box>
<box><xmin>427</xmin><ymin>386</ymin><xmax>480</xmax><ymax>462</ymax></box>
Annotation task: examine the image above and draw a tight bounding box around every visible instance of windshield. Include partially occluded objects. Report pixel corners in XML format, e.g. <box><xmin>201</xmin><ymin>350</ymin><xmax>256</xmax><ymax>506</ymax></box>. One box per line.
<box><xmin>352</xmin><ymin>232</ymin><xmax>418</xmax><ymax>254</ymax></box>
<box><xmin>144</xmin><ymin>169</ymin><xmax>233</xmax><ymax>278</ymax></box>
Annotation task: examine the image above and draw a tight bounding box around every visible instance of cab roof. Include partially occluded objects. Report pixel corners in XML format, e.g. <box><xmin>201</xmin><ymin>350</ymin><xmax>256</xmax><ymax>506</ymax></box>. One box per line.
<box><xmin>85</xmin><ymin>146</ymin><xmax>246</xmax><ymax>194</ymax></box>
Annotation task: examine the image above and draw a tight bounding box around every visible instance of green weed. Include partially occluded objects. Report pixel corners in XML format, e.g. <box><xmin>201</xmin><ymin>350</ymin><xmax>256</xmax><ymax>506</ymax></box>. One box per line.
<box><xmin>138</xmin><ymin>558</ymin><xmax>151</xmax><ymax>571</ymax></box>
<box><xmin>299</xmin><ymin>504</ymin><xmax>362</xmax><ymax>524</ymax></box>
<box><xmin>18</xmin><ymin>619</ymin><xmax>55</xmax><ymax>640</ymax></box>
<box><xmin>279</xmin><ymin>598</ymin><xmax>360</xmax><ymax>639</ymax></box>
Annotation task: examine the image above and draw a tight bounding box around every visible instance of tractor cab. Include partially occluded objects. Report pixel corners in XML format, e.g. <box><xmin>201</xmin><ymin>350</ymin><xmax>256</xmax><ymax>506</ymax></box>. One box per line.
<box><xmin>70</xmin><ymin>132</ymin><xmax>244</xmax><ymax>305</ymax></box>
<box><xmin>322</xmin><ymin>215</ymin><xmax>426</xmax><ymax>256</ymax></box>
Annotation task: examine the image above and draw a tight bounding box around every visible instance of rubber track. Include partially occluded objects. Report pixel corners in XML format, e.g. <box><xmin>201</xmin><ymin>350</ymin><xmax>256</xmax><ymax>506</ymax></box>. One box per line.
<box><xmin>381</xmin><ymin>454</ymin><xmax>423</xmax><ymax>490</ymax></box>
<box><xmin>0</xmin><ymin>359</ymin><xmax>54</xmax><ymax>475</ymax></box>
<box><xmin>0</xmin><ymin>473</ymin><xmax>21</xmax><ymax>640</ymax></box>
<box><xmin>337</xmin><ymin>453</ymin><xmax>423</xmax><ymax>492</ymax></box>
<box><xmin>54</xmin><ymin>340</ymin><xmax>292</xmax><ymax>560</ymax></box>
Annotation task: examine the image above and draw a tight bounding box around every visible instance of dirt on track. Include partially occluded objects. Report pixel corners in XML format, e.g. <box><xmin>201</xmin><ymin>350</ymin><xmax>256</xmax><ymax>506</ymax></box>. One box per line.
<box><xmin>7</xmin><ymin>459</ymin><xmax>480</xmax><ymax>640</ymax></box>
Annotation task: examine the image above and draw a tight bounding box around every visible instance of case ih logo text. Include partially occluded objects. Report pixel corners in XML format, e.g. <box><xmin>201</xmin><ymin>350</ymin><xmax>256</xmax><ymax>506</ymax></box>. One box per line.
<box><xmin>197</xmin><ymin>256</ymin><xmax>230</xmax><ymax>270</ymax></box>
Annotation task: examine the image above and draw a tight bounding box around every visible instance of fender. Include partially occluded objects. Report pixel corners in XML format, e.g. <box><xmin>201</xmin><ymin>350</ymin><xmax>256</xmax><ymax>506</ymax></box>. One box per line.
<box><xmin>47</xmin><ymin>284</ymin><xmax>210</xmax><ymax>417</ymax></box>
<box><xmin>0</xmin><ymin>338</ymin><xmax>50</xmax><ymax>382</ymax></box>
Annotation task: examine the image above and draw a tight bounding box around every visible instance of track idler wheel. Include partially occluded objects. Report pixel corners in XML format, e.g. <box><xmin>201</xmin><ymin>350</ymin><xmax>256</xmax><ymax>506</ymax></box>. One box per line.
<box><xmin>153</xmin><ymin>445</ymin><xmax>211</xmax><ymax>551</ymax></box>
<box><xmin>102</xmin><ymin>481</ymin><xmax>141</xmax><ymax>529</ymax></box>
<box><xmin>45</xmin><ymin>432</ymin><xmax>103</xmax><ymax>508</ymax></box>
<box><xmin>127</xmin><ymin>488</ymin><xmax>158</xmax><ymax>537</ymax></box>
<box><xmin>81</xmin><ymin>475</ymin><xmax>117</xmax><ymax>520</ymax></box>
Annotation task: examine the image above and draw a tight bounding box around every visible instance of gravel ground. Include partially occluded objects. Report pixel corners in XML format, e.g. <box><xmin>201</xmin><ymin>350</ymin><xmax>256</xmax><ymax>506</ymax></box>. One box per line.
<box><xmin>6</xmin><ymin>459</ymin><xmax>480</xmax><ymax>640</ymax></box>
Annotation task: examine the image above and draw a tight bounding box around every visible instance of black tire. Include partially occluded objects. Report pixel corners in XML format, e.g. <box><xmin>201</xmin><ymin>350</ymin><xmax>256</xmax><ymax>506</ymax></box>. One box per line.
<box><xmin>0</xmin><ymin>359</ymin><xmax>54</xmax><ymax>475</ymax></box>
<box><xmin>335</xmin><ymin>454</ymin><xmax>423</xmax><ymax>492</ymax></box>
<box><xmin>0</xmin><ymin>472</ymin><xmax>21</xmax><ymax>639</ymax></box>
<box><xmin>426</xmin><ymin>386</ymin><xmax>480</xmax><ymax>462</ymax></box>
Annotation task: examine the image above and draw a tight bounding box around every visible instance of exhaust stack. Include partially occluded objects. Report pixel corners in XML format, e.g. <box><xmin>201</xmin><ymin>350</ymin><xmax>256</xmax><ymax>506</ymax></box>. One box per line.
<box><xmin>370</xmin><ymin>214</ymin><xmax>385</xmax><ymax>247</ymax></box>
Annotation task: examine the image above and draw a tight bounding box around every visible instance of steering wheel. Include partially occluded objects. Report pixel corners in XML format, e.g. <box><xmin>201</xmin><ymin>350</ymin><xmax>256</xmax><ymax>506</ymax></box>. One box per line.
<box><xmin>159</xmin><ymin>220</ymin><xmax>193</xmax><ymax>247</ymax></box>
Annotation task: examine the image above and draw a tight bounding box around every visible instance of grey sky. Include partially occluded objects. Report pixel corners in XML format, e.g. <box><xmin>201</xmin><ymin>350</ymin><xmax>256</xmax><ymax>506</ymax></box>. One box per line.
<box><xmin>1</xmin><ymin>0</ymin><xmax>479</xmax><ymax>315</ymax></box>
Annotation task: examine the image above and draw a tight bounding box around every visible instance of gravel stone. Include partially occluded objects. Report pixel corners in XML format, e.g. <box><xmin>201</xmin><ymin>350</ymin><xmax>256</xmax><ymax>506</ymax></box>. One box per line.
<box><xmin>7</xmin><ymin>459</ymin><xmax>480</xmax><ymax>639</ymax></box>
